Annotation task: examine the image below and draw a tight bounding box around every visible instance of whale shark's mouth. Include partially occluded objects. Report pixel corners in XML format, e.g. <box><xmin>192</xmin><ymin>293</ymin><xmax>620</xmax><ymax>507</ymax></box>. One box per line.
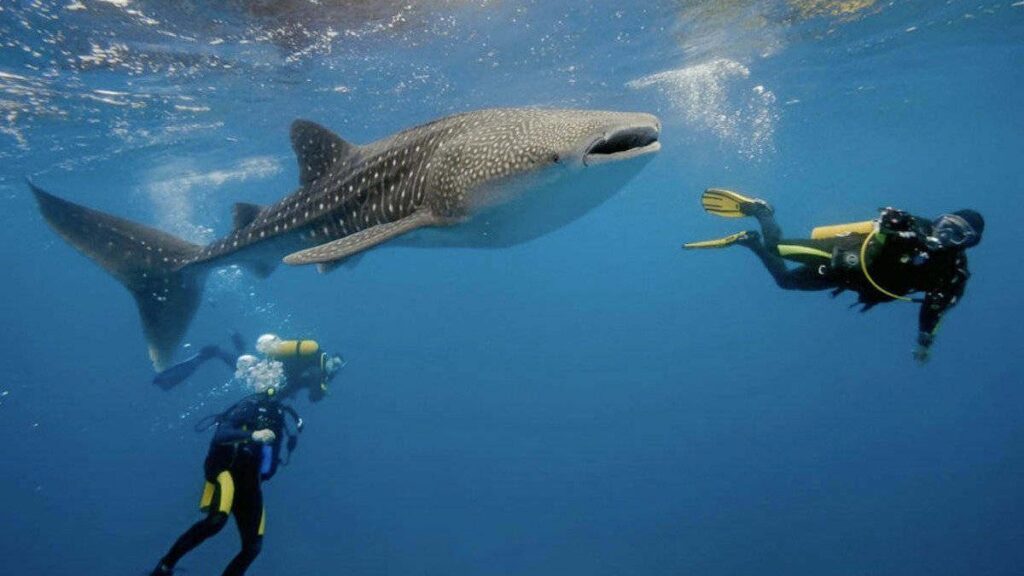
<box><xmin>583</xmin><ymin>125</ymin><xmax>661</xmax><ymax>166</ymax></box>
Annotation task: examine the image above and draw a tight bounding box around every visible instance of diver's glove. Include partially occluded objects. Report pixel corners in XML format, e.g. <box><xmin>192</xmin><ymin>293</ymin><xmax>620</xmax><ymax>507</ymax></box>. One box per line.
<box><xmin>879</xmin><ymin>207</ymin><xmax>913</xmax><ymax>233</ymax></box>
<box><xmin>913</xmin><ymin>332</ymin><xmax>934</xmax><ymax>364</ymax></box>
<box><xmin>252</xmin><ymin>429</ymin><xmax>277</xmax><ymax>443</ymax></box>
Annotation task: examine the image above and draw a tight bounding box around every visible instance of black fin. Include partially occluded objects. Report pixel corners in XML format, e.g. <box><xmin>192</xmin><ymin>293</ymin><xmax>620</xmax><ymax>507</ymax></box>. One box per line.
<box><xmin>290</xmin><ymin>119</ymin><xmax>359</xmax><ymax>187</ymax></box>
<box><xmin>232</xmin><ymin>203</ymin><xmax>263</xmax><ymax>231</ymax></box>
<box><xmin>31</xmin><ymin>182</ymin><xmax>207</xmax><ymax>371</ymax></box>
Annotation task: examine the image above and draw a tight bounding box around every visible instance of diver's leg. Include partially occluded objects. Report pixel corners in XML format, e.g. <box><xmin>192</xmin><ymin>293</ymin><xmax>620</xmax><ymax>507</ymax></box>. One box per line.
<box><xmin>156</xmin><ymin>510</ymin><xmax>229</xmax><ymax>571</ymax></box>
<box><xmin>154</xmin><ymin>473</ymin><xmax>235</xmax><ymax>573</ymax></box>
<box><xmin>739</xmin><ymin>234</ymin><xmax>836</xmax><ymax>291</ymax></box>
<box><xmin>156</xmin><ymin>511</ymin><xmax>229</xmax><ymax>571</ymax></box>
<box><xmin>736</xmin><ymin>206</ymin><xmax>836</xmax><ymax>291</ymax></box>
<box><xmin>222</xmin><ymin>475</ymin><xmax>264</xmax><ymax>576</ymax></box>
<box><xmin>750</xmin><ymin>205</ymin><xmax>783</xmax><ymax>251</ymax></box>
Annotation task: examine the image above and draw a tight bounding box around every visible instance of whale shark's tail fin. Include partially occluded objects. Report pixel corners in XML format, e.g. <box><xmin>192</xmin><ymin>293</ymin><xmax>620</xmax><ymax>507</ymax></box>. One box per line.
<box><xmin>31</xmin><ymin>182</ymin><xmax>207</xmax><ymax>371</ymax></box>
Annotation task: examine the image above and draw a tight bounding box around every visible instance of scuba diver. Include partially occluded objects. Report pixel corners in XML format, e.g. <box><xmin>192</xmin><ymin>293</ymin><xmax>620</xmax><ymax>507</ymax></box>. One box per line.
<box><xmin>684</xmin><ymin>189</ymin><xmax>983</xmax><ymax>363</ymax></box>
<box><xmin>154</xmin><ymin>333</ymin><xmax>344</xmax><ymax>402</ymax></box>
<box><xmin>149</xmin><ymin>356</ymin><xmax>305</xmax><ymax>576</ymax></box>
<box><xmin>254</xmin><ymin>333</ymin><xmax>345</xmax><ymax>403</ymax></box>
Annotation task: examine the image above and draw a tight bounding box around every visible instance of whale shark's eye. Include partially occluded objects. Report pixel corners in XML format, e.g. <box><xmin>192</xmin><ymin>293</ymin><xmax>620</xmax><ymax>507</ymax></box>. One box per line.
<box><xmin>551</xmin><ymin>153</ymin><xmax>560</xmax><ymax>163</ymax></box>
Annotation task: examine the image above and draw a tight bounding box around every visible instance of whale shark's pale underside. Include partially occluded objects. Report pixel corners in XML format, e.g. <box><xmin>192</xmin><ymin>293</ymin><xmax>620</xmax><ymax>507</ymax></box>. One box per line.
<box><xmin>33</xmin><ymin>107</ymin><xmax>661</xmax><ymax>369</ymax></box>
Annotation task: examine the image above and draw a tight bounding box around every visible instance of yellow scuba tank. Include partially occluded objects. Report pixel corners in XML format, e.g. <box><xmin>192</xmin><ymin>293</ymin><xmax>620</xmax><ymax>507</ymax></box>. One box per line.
<box><xmin>810</xmin><ymin>220</ymin><xmax>874</xmax><ymax>239</ymax></box>
<box><xmin>265</xmin><ymin>340</ymin><xmax>320</xmax><ymax>359</ymax></box>
<box><xmin>810</xmin><ymin>220</ymin><xmax>913</xmax><ymax>302</ymax></box>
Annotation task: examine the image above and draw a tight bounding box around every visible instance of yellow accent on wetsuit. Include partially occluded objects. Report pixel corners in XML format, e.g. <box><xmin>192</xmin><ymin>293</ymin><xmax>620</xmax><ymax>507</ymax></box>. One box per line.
<box><xmin>777</xmin><ymin>244</ymin><xmax>831</xmax><ymax>260</ymax></box>
<box><xmin>198</xmin><ymin>471</ymin><xmax>236</xmax><ymax>514</ymax></box>
<box><xmin>258</xmin><ymin>507</ymin><xmax>266</xmax><ymax>536</ymax></box>
<box><xmin>199</xmin><ymin>481</ymin><xmax>215</xmax><ymax>513</ymax></box>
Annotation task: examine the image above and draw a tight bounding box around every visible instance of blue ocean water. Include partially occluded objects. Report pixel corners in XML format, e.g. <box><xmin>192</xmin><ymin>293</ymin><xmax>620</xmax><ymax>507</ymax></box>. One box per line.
<box><xmin>1</xmin><ymin>1</ymin><xmax>1023</xmax><ymax>574</ymax></box>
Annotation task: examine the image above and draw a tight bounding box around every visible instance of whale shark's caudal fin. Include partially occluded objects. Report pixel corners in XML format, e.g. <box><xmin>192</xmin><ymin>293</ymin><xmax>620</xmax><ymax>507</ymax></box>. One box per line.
<box><xmin>31</xmin><ymin>182</ymin><xmax>207</xmax><ymax>371</ymax></box>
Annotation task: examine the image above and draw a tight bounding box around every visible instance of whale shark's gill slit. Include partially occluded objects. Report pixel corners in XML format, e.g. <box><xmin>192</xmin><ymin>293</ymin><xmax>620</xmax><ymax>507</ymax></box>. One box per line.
<box><xmin>587</xmin><ymin>127</ymin><xmax>659</xmax><ymax>156</ymax></box>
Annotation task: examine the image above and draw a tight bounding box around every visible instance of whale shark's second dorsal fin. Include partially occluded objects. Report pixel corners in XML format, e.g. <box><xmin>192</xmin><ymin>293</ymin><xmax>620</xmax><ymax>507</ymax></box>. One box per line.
<box><xmin>232</xmin><ymin>202</ymin><xmax>263</xmax><ymax>231</ymax></box>
<box><xmin>290</xmin><ymin>119</ymin><xmax>359</xmax><ymax>187</ymax></box>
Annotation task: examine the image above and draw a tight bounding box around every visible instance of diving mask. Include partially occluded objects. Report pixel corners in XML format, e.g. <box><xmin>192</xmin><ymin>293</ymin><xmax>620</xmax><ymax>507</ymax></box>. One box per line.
<box><xmin>319</xmin><ymin>354</ymin><xmax>346</xmax><ymax>392</ymax></box>
<box><xmin>929</xmin><ymin>213</ymin><xmax>980</xmax><ymax>250</ymax></box>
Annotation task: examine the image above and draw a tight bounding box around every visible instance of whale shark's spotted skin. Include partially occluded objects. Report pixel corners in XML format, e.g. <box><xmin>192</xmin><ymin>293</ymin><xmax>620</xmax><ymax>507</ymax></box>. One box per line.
<box><xmin>32</xmin><ymin>107</ymin><xmax>660</xmax><ymax>368</ymax></box>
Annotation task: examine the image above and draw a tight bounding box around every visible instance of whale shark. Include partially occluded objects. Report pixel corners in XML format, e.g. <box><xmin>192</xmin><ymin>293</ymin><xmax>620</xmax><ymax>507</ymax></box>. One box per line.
<box><xmin>32</xmin><ymin>108</ymin><xmax>661</xmax><ymax>369</ymax></box>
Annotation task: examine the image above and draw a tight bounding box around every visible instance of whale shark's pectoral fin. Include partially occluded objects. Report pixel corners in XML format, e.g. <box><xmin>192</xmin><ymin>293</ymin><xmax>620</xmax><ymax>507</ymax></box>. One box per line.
<box><xmin>284</xmin><ymin>211</ymin><xmax>438</xmax><ymax>266</ymax></box>
<box><xmin>291</xmin><ymin>119</ymin><xmax>360</xmax><ymax>187</ymax></box>
<box><xmin>316</xmin><ymin>252</ymin><xmax>364</xmax><ymax>275</ymax></box>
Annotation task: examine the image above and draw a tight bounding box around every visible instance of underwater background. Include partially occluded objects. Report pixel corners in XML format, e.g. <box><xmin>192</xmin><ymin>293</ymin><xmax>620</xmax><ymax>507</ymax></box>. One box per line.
<box><xmin>1</xmin><ymin>1</ymin><xmax>1023</xmax><ymax>574</ymax></box>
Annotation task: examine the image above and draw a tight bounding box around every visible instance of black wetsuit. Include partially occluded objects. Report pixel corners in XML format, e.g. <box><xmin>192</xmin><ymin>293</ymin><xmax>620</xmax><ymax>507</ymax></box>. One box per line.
<box><xmin>281</xmin><ymin>354</ymin><xmax>329</xmax><ymax>403</ymax></box>
<box><xmin>743</xmin><ymin>208</ymin><xmax>970</xmax><ymax>352</ymax></box>
<box><xmin>156</xmin><ymin>394</ymin><xmax>300</xmax><ymax>576</ymax></box>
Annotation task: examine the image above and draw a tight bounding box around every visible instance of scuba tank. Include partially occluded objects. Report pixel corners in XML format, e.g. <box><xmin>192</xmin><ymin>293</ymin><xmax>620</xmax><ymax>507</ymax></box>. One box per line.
<box><xmin>265</xmin><ymin>339</ymin><xmax>320</xmax><ymax>359</ymax></box>
<box><xmin>810</xmin><ymin>220</ymin><xmax>874</xmax><ymax>239</ymax></box>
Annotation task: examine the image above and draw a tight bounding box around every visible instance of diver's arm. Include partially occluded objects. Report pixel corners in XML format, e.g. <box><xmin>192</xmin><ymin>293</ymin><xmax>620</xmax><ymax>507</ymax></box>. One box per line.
<box><xmin>211</xmin><ymin>401</ymin><xmax>258</xmax><ymax>445</ymax></box>
<box><xmin>261</xmin><ymin>436</ymin><xmax>283</xmax><ymax>481</ymax></box>
<box><xmin>877</xmin><ymin>208</ymin><xmax>930</xmax><ymax>246</ymax></box>
<box><xmin>914</xmin><ymin>263</ymin><xmax>969</xmax><ymax>362</ymax></box>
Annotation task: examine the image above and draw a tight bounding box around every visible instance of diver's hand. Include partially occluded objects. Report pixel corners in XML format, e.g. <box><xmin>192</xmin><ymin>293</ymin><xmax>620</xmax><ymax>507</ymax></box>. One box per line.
<box><xmin>913</xmin><ymin>345</ymin><xmax>931</xmax><ymax>364</ymax></box>
<box><xmin>879</xmin><ymin>207</ymin><xmax>912</xmax><ymax>232</ymax></box>
<box><xmin>252</xmin><ymin>429</ymin><xmax>276</xmax><ymax>443</ymax></box>
<box><xmin>913</xmin><ymin>332</ymin><xmax>934</xmax><ymax>365</ymax></box>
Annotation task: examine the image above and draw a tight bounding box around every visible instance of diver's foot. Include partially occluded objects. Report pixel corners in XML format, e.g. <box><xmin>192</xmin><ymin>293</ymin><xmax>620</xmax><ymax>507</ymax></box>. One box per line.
<box><xmin>701</xmin><ymin>188</ymin><xmax>774</xmax><ymax>218</ymax></box>
<box><xmin>742</xmin><ymin>198</ymin><xmax>774</xmax><ymax>218</ymax></box>
<box><xmin>735</xmin><ymin>229</ymin><xmax>761</xmax><ymax>247</ymax></box>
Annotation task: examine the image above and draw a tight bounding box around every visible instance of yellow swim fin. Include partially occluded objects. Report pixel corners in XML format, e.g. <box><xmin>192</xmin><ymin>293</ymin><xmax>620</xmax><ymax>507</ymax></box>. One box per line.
<box><xmin>682</xmin><ymin>230</ymin><xmax>755</xmax><ymax>250</ymax></box>
<box><xmin>700</xmin><ymin>188</ymin><xmax>771</xmax><ymax>218</ymax></box>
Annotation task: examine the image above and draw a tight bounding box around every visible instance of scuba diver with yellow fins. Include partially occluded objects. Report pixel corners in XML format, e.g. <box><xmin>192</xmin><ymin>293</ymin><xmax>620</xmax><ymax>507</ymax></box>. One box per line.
<box><xmin>153</xmin><ymin>332</ymin><xmax>344</xmax><ymax>403</ymax></box>
<box><xmin>148</xmin><ymin>335</ymin><xmax>344</xmax><ymax>576</ymax></box>
<box><xmin>684</xmin><ymin>189</ymin><xmax>984</xmax><ymax>363</ymax></box>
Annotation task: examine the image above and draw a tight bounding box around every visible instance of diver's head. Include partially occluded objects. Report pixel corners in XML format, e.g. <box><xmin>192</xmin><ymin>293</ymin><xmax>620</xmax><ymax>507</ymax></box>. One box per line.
<box><xmin>314</xmin><ymin>353</ymin><xmax>345</xmax><ymax>401</ymax></box>
<box><xmin>931</xmin><ymin>210</ymin><xmax>984</xmax><ymax>250</ymax></box>
<box><xmin>324</xmin><ymin>354</ymin><xmax>345</xmax><ymax>380</ymax></box>
<box><xmin>256</xmin><ymin>333</ymin><xmax>283</xmax><ymax>355</ymax></box>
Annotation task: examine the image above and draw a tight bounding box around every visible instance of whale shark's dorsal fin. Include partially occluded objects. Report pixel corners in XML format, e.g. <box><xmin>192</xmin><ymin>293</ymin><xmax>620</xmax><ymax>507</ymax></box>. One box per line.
<box><xmin>290</xmin><ymin>119</ymin><xmax>359</xmax><ymax>187</ymax></box>
<box><xmin>283</xmin><ymin>211</ymin><xmax>438</xmax><ymax>266</ymax></box>
<box><xmin>232</xmin><ymin>202</ymin><xmax>263</xmax><ymax>231</ymax></box>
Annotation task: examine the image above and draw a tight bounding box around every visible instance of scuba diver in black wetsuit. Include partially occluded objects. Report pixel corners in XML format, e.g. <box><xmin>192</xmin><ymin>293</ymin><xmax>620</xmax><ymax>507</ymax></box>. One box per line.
<box><xmin>254</xmin><ymin>333</ymin><xmax>345</xmax><ymax>403</ymax></box>
<box><xmin>154</xmin><ymin>333</ymin><xmax>344</xmax><ymax>401</ymax></box>
<box><xmin>150</xmin><ymin>381</ymin><xmax>303</xmax><ymax>576</ymax></box>
<box><xmin>684</xmin><ymin>189</ymin><xmax>984</xmax><ymax>363</ymax></box>
<box><xmin>149</xmin><ymin>336</ymin><xmax>343</xmax><ymax>575</ymax></box>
